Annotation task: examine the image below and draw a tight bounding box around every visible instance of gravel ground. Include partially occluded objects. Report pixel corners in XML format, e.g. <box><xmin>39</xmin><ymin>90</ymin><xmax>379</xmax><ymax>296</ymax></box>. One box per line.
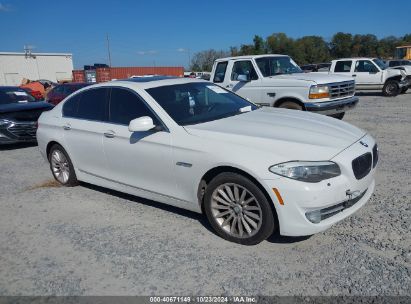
<box><xmin>0</xmin><ymin>93</ymin><xmax>410</xmax><ymax>296</ymax></box>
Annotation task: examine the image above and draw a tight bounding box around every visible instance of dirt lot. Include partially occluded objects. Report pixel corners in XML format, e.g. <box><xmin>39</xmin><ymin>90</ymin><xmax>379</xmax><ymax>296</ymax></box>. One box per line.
<box><xmin>0</xmin><ymin>93</ymin><xmax>410</xmax><ymax>296</ymax></box>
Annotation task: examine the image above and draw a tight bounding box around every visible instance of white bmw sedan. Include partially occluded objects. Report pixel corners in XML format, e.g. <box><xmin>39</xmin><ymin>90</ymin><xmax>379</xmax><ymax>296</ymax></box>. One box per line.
<box><xmin>37</xmin><ymin>76</ymin><xmax>378</xmax><ymax>245</ymax></box>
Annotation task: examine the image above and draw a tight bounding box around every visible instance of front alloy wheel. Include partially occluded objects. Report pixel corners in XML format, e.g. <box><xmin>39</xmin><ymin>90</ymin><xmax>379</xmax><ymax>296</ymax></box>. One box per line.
<box><xmin>211</xmin><ymin>183</ymin><xmax>262</xmax><ymax>238</ymax></box>
<box><xmin>204</xmin><ymin>173</ymin><xmax>275</xmax><ymax>245</ymax></box>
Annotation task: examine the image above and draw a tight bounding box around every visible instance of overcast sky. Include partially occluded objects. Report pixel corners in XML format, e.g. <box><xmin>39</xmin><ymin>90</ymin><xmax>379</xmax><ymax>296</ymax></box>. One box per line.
<box><xmin>1</xmin><ymin>0</ymin><xmax>410</xmax><ymax>68</ymax></box>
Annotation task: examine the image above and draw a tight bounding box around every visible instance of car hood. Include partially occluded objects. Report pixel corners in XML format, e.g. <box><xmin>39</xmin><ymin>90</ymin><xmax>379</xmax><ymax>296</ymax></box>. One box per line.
<box><xmin>264</xmin><ymin>72</ymin><xmax>353</xmax><ymax>85</ymax></box>
<box><xmin>388</xmin><ymin>66</ymin><xmax>411</xmax><ymax>76</ymax></box>
<box><xmin>0</xmin><ymin>101</ymin><xmax>53</xmax><ymax>114</ymax></box>
<box><xmin>184</xmin><ymin>107</ymin><xmax>366</xmax><ymax>161</ymax></box>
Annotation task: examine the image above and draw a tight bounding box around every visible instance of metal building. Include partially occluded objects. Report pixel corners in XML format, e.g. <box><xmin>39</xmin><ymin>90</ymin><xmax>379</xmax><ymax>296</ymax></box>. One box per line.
<box><xmin>0</xmin><ymin>52</ymin><xmax>73</xmax><ymax>85</ymax></box>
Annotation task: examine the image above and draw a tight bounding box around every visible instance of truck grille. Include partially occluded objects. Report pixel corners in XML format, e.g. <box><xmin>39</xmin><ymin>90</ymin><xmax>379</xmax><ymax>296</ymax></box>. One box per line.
<box><xmin>352</xmin><ymin>152</ymin><xmax>372</xmax><ymax>180</ymax></box>
<box><xmin>7</xmin><ymin>123</ymin><xmax>37</xmax><ymax>139</ymax></box>
<box><xmin>329</xmin><ymin>81</ymin><xmax>355</xmax><ymax>99</ymax></box>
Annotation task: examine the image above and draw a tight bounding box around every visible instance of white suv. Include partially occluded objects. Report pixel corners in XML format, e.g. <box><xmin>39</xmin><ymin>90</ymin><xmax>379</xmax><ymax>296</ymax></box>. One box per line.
<box><xmin>37</xmin><ymin>77</ymin><xmax>377</xmax><ymax>245</ymax></box>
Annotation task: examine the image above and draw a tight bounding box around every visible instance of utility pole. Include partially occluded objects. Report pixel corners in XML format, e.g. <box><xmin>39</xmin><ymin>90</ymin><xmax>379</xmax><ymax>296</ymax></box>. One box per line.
<box><xmin>106</xmin><ymin>33</ymin><xmax>112</xmax><ymax>67</ymax></box>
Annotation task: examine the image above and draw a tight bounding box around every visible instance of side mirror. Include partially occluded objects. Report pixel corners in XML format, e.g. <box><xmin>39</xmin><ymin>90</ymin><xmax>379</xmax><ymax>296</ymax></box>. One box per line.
<box><xmin>128</xmin><ymin>116</ymin><xmax>155</xmax><ymax>132</ymax></box>
<box><xmin>237</xmin><ymin>74</ymin><xmax>249</xmax><ymax>82</ymax></box>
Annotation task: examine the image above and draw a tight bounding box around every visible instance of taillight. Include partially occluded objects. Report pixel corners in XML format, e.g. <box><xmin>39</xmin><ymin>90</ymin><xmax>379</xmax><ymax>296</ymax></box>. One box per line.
<box><xmin>35</xmin><ymin>121</ymin><xmax>39</xmax><ymax>129</ymax></box>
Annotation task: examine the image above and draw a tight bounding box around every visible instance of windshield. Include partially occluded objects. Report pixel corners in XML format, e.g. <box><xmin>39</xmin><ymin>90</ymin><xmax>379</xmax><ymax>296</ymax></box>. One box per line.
<box><xmin>255</xmin><ymin>56</ymin><xmax>302</xmax><ymax>76</ymax></box>
<box><xmin>146</xmin><ymin>82</ymin><xmax>257</xmax><ymax>126</ymax></box>
<box><xmin>373</xmin><ymin>58</ymin><xmax>387</xmax><ymax>70</ymax></box>
<box><xmin>0</xmin><ymin>88</ymin><xmax>35</xmax><ymax>105</ymax></box>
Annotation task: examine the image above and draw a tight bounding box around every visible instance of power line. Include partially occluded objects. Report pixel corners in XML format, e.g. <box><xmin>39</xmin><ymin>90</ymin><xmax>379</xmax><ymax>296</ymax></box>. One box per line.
<box><xmin>106</xmin><ymin>33</ymin><xmax>112</xmax><ymax>67</ymax></box>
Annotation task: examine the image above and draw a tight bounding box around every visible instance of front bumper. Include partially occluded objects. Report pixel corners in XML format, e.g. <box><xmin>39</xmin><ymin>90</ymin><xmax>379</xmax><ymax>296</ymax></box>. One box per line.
<box><xmin>305</xmin><ymin>96</ymin><xmax>359</xmax><ymax>115</ymax></box>
<box><xmin>261</xmin><ymin>134</ymin><xmax>376</xmax><ymax>236</ymax></box>
<box><xmin>400</xmin><ymin>77</ymin><xmax>411</xmax><ymax>88</ymax></box>
<box><xmin>0</xmin><ymin>121</ymin><xmax>37</xmax><ymax>144</ymax></box>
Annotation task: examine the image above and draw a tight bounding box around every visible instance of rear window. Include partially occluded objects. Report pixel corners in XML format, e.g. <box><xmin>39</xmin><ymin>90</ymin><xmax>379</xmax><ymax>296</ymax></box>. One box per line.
<box><xmin>62</xmin><ymin>88</ymin><xmax>109</xmax><ymax>121</ymax></box>
<box><xmin>334</xmin><ymin>61</ymin><xmax>352</xmax><ymax>72</ymax></box>
<box><xmin>0</xmin><ymin>88</ymin><xmax>35</xmax><ymax>104</ymax></box>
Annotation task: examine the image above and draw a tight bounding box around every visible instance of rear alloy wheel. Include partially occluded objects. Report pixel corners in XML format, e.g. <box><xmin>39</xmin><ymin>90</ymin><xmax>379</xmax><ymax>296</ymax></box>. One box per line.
<box><xmin>49</xmin><ymin>144</ymin><xmax>78</xmax><ymax>186</ymax></box>
<box><xmin>382</xmin><ymin>80</ymin><xmax>400</xmax><ymax>97</ymax></box>
<box><xmin>204</xmin><ymin>173</ymin><xmax>275</xmax><ymax>245</ymax></box>
<box><xmin>278</xmin><ymin>101</ymin><xmax>303</xmax><ymax>110</ymax></box>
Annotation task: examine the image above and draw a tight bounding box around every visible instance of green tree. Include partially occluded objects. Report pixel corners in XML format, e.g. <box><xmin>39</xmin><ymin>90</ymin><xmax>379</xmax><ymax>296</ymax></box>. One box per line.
<box><xmin>266</xmin><ymin>33</ymin><xmax>295</xmax><ymax>55</ymax></box>
<box><xmin>295</xmin><ymin>36</ymin><xmax>330</xmax><ymax>64</ymax></box>
<box><xmin>330</xmin><ymin>32</ymin><xmax>353</xmax><ymax>58</ymax></box>
<box><xmin>253</xmin><ymin>35</ymin><xmax>266</xmax><ymax>54</ymax></box>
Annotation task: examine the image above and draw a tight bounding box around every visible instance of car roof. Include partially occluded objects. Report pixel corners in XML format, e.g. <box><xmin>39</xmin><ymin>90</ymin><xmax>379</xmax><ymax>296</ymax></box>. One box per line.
<box><xmin>119</xmin><ymin>75</ymin><xmax>179</xmax><ymax>83</ymax></box>
<box><xmin>215</xmin><ymin>54</ymin><xmax>289</xmax><ymax>62</ymax></box>
<box><xmin>0</xmin><ymin>86</ymin><xmax>26</xmax><ymax>91</ymax></box>
<box><xmin>333</xmin><ymin>57</ymin><xmax>377</xmax><ymax>61</ymax></box>
<box><xmin>82</xmin><ymin>77</ymin><xmax>208</xmax><ymax>91</ymax></box>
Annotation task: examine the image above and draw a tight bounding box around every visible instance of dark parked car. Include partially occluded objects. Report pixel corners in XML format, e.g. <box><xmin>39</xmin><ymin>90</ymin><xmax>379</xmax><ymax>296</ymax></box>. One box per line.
<box><xmin>46</xmin><ymin>83</ymin><xmax>91</xmax><ymax>105</ymax></box>
<box><xmin>0</xmin><ymin>87</ymin><xmax>53</xmax><ymax>144</ymax></box>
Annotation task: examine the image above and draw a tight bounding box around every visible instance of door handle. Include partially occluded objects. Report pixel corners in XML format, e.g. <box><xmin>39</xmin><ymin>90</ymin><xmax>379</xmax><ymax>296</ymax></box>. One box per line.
<box><xmin>104</xmin><ymin>131</ymin><xmax>115</xmax><ymax>138</ymax></box>
<box><xmin>352</xmin><ymin>74</ymin><xmax>356</xmax><ymax>77</ymax></box>
<box><xmin>226</xmin><ymin>84</ymin><xmax>233</xmax><ymax>88</ymax></box>
<box><xmin>63</xmin><ymin>124</ymin><xmax>71</xmax><ymax>130</ymax></box>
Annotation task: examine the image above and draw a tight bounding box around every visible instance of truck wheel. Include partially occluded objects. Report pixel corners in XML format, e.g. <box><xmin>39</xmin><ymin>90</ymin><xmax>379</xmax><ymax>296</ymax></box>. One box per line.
<box><xmin>400</xmin><ymin>87</ymin><xmax>408</xmax><ymax>94</ymax></box>
<box><xmin>329</xmin><ymin>112</ymin><xmax>345</xmax><ymax>120</ymax></box>
<box><xmin>278</xmin><ymin>101</ymin><xmax>303</xmax><ymax>110</ymax></box>
<box><xmin>382</xmin><ymin>80</ymin><xmax>400</xmax><ymax>97</ymax></box>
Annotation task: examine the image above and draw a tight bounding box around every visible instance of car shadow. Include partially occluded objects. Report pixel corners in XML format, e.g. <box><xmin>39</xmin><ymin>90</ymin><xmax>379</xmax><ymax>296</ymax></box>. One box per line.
<box><xmin>80</xmin><ymin>182</ymin><xmax>216</xmax><ymax>235</ymax></box>
<box><xmin>356</xmin><ymin>92</ymin><xmax>384</xmax><ymax>97</ymax></box>
<box><xmin>80</xmin><ymin>182</ymin><xmax>312</xmax><ymax>245</ymax></box>
<box><xmin>266</xmin><ymin>233</ymin><xmax>311</xmax><ymax>244</ymax></box>
<box><xmin>0</xmin><ymin>142</ymin><xmax>37</xmax><ymax>150</ymax></box>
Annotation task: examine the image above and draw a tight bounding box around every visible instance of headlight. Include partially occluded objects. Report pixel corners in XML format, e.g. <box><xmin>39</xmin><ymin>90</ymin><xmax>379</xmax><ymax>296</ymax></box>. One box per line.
<box><xmin>0</xmin><ymin>119</ymin><xmax>11</xmax><ymax>126</ymax></box>
<box><xmin>269</xmin><ymin>161</ymin><xmax>341</xmax><ymax>183</ymax></box>
<box><xmin>309</xmin><ymin>85</ymin><xmax>329</xmax><ymax>99</ymax></box>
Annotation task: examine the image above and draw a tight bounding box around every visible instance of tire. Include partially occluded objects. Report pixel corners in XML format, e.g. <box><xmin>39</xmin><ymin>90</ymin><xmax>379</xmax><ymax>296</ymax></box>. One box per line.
<box><xmin>48</xmin><ymin>144</ymin><xmax>78</xmax><ymax>186</ymax></box>
<box><xmin>400</xmin><ymin>87</ymin><xmax>408</xmax><ymax>94</ymax></box>
<box><xmin>382</xmin><ymin>80</ymin><xmax>400</xmax><ymax>97</ymax></box>
<box><xmin>278</xmin><ymin>101</ymin><xmax>303</xmax><ymax>110</ymax></box>
<box><xmin>204</xmin><ymin>172</ymin><xmax>275</xmax><ymax>245</ymax></box>
<box><xmin>329</xmin><ymin>112</ymin><xmax>345</xmax><ymax>120</ymax></box>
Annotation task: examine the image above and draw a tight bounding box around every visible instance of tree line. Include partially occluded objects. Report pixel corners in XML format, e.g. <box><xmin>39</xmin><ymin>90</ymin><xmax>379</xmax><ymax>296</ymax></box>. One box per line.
<box><xmin>190</xmin><ymin>32</ymin><xmax>411</xmax><ymax>71</ymax></box>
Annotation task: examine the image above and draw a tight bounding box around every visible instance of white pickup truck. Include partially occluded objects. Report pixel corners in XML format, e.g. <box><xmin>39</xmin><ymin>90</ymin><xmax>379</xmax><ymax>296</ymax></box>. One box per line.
<box><xmin>210</xmin><ymin>55</ymin><xmax>358</xmax><ymax>119</ymax></box>
<box><xmin>325</xmin><ymin>58</ymin><xmax>409</xmax><ymax>96</ymax></box>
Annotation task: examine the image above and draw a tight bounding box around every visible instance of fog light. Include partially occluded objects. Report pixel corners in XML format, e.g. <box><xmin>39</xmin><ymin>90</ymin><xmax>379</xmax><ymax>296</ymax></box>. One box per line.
<box><xmin>306</xmin><ymin>210</ymin><xmax>321</xmax><ymax>223</ymax></box>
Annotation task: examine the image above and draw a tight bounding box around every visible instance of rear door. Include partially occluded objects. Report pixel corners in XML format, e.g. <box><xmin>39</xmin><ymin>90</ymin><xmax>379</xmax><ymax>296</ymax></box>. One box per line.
<box><xmin>62</xmin><ymin>88</ymin><xmax>112</xmax><ymax>178</ymax></box>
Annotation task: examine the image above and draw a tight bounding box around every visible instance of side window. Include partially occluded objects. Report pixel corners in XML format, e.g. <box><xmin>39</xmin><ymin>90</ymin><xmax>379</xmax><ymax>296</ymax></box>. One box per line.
<box><xmin>334</xmin><ymin>61</ymin><xmax>352</xmax><ymax>72</ymax></box>
<box><xmin>62</xmin><ymin>93</ymin><xmax>81</xmax><ymax>117</ymax></box>
<box><xmin>76</xmin><ymin>88</ymin><xmax>109</xmax><ymax>121</ymax></box>
<box><xmin>231</xmin><ymin>61</ymin><xmax>258</xmax><ymax>81</ymax></box>
<box><xmin>355</xmin><ymin>60</ymin><xmax>378</xmax><ymax>73</ymax></box>
<box><xmin>213</xmin><ymin>62</ymin><xmax>228</xmax><ymax>83</ymax></box>
<box><xmin>109</xmin><ymin>88</ymin><xmax>158</xmax><ymax>125</ymax></box>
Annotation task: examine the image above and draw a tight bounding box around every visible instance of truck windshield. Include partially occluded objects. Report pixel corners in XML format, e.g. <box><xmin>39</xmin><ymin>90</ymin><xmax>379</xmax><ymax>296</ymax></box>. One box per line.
<box><xmin>146</xmin><ymin>82</ymin><xmax>257</xmax><ymax>126</ymax></box>
<box><xmin>373</xmin><ymin>59</ymin><xmax>387</xmax><ymax>70</ymax></box>
<box><xmin>255</xmin><ymin>56</ymin><xmax>302</xmax><ymax>76</ymax></box>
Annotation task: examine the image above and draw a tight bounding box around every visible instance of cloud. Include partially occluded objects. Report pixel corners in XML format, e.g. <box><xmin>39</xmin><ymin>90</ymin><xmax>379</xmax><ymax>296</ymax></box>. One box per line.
<box><xmin>137</xmin><ymin>50</ymin><xmax>158</xmax><ymax>55</ymax></box>
<box><xmin>0</xmin><ymin>3</ymin><xmax>11</xmax><ymax>12</ymax></box>
<box><xmin>177</xmin><ymin>48</ymin><xmax>187</xmax><ymax>52</ymax></box>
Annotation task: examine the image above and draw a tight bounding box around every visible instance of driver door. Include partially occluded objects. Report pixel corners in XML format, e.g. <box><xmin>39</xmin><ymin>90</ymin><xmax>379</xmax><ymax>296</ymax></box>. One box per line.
<box><xmin>353</xmin><ymin>60</ymin><xmax>382</xmax><ymax>87</ymax></box>
<box><xmin>102</xmin><ymin>87</ymin><xmax>176</xmax><ymax>198</ymax></box>
<box><xmin>221</xmin><ymin>60</ymin><xmax>262</xmax><ymax>104</ymax></box>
